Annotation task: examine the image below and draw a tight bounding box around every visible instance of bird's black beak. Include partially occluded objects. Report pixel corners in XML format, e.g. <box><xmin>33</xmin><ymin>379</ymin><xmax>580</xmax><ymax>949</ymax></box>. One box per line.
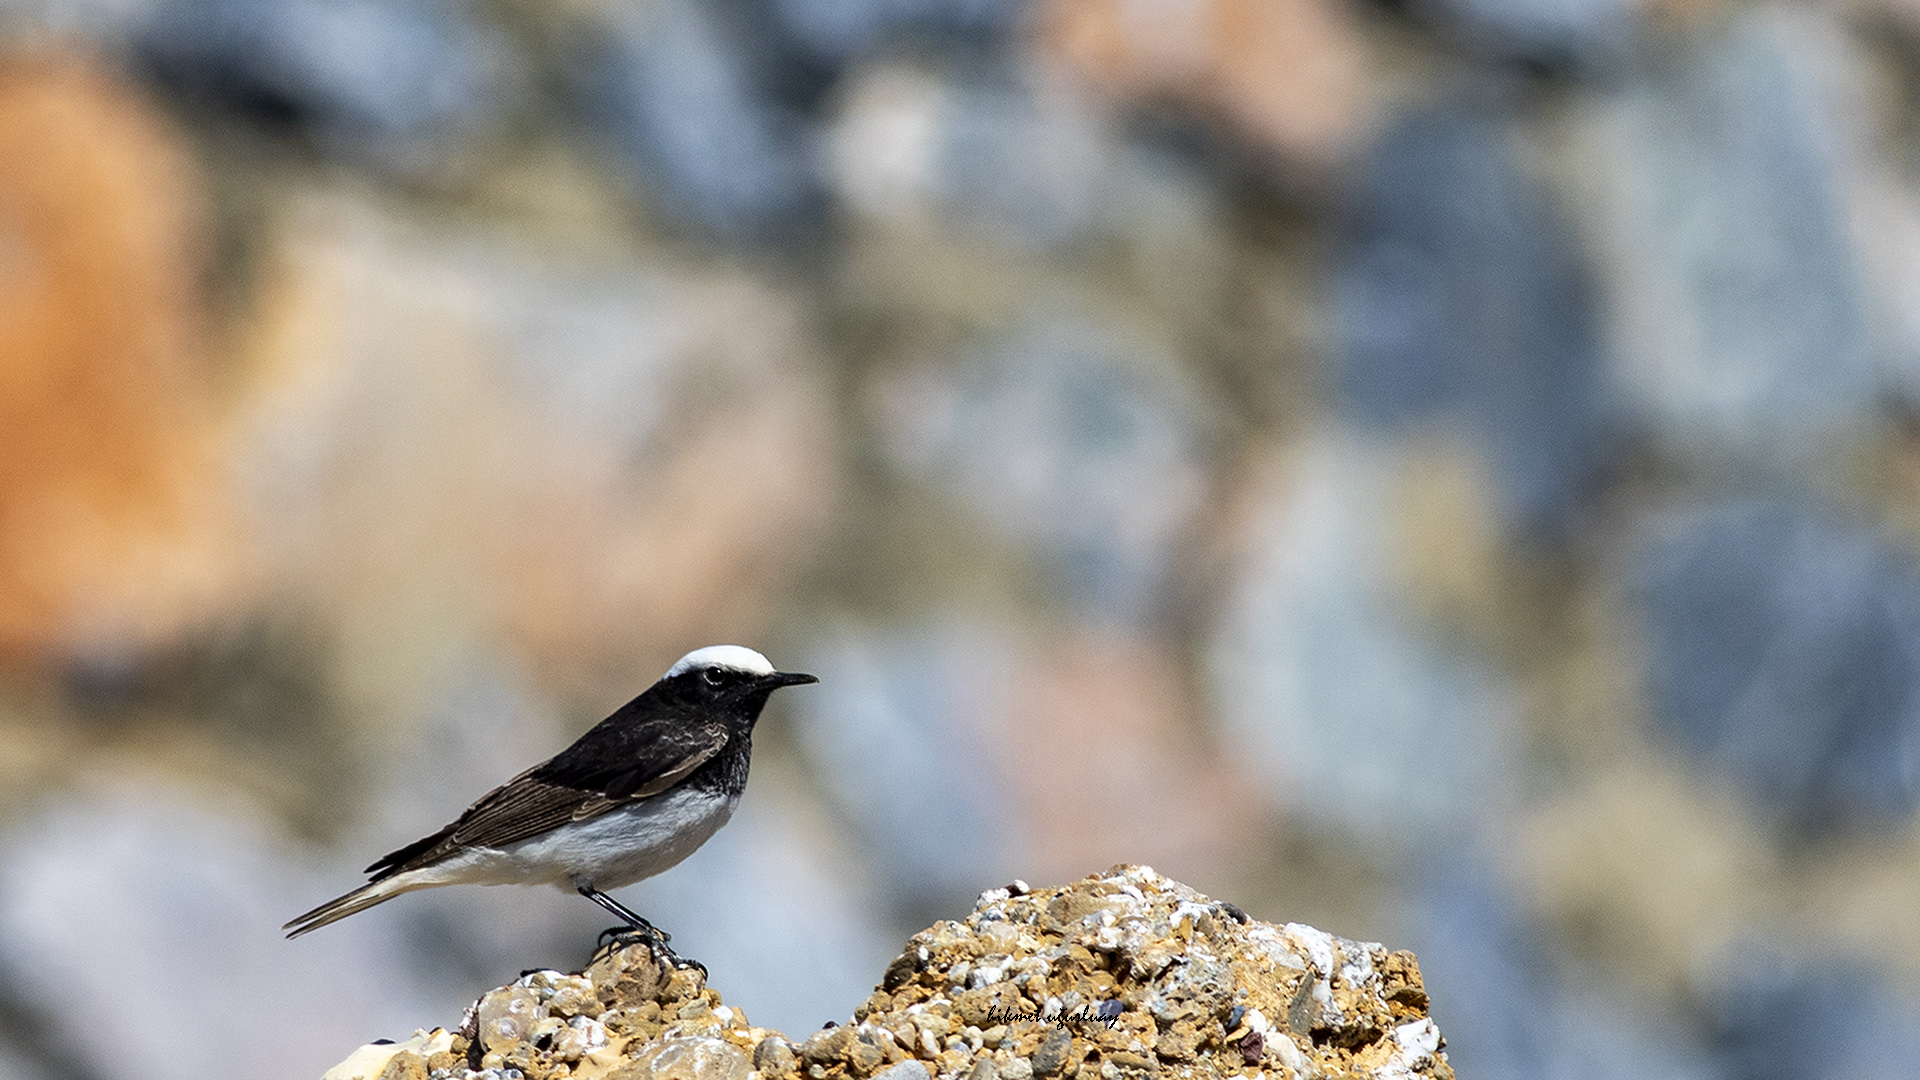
<box><xmin>764</xmin><ymin>671</ymin><xmax>819</xmax><ymax>688</ymax></box>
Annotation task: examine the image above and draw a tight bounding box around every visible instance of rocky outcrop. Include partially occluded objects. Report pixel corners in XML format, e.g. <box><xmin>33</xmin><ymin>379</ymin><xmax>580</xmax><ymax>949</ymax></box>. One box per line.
<box><xmin>323</xmin><ymin>866</ymin><xmax>1450</xmax><ymax>1080</ymax></box>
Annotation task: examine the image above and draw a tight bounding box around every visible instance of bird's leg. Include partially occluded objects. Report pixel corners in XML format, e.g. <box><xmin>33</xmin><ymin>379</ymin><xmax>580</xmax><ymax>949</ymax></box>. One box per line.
<box><xmin>581</xmin><ymin>887</ymin><xmax>670</xmax><ymax>942</ymax></box>
<box><xmin>578</xmin><ymin>885</ymin><xmax>705</xmax><ymax>978</ymax></box>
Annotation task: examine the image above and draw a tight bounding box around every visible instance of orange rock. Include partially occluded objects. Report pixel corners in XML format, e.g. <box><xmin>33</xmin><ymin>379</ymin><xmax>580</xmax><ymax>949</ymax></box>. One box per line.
<box><xmin>0</xmin><ymin>51</ymin><xmax>244</xmax><ymax>665</ymax></box>
<box><xmin>1032</xmin><ymin>0</ymin><xmax>1378</xmax><ymax>169</ymax></box>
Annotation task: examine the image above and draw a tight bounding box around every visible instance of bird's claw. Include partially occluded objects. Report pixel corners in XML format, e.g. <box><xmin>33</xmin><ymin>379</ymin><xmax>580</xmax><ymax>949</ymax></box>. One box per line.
<box><xmin>595</xmin><ymin>925</ymin><xmax>702</xmax><ymax>979</ymax></box>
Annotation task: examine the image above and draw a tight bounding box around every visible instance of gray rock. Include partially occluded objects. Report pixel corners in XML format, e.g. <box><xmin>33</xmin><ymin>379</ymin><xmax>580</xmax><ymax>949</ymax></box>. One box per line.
<box><xmin>1332</xmin><ymin>101</ymin><xmax>1613</xmax><ymax>538</ymax></box>
<box><xmin>1030</xmin><ymin>1028</ymin><xmax>1071</xmax><ymax>1076</ymax></box>
<box><xmin>1627</xmin><ymin>499</ymin><xmax>1920</xmax><ymax>830</ymax></box>
<box><xmin>753</xmin><ymin>1035</ymin><xmax>798</xmax><ymax>1075</ymax></box>
<box><xmin>1208</xmin><ymin>431</ymin><xmax>1522</xmax><ymax>849</ymax></box>
<box><xmin>0</xmin><ymin>786</ymin><xmax>451</xmax><ymax>1080</ymax></box>
<box><xmin>137</xmin><ymin>0</ymin><xmax>518</xmax><ymax>171</ymax></box>
<box><xmin>1583</xmin><ymin>7</ymin><xmax>1875</xmax><ymax>475</ymax></box>
<box><xmin>1706</xmin><ymin>951</ymin><xmax>1920</xmax><ymax>1080</ymax></box>
<box><xmin>872</xmin><ymin>1061</ymin><xmax>931</xmax><ymax>1080</ymax></box>
<box><xmin>767</xmin><ymin>0</ymin><xmax>1017</xmax><ymax>65</ymax></box>
<box><xmin>1407</xmin><ymin>860</ymin><xmax>1717</xmax><ymax>1080</ymax></box>
<box><xmin>787</xmin><ymin>622</ymin><xmax>1019</xmax><ymax>922</ymax></box>
<box><xmin>829</xmin><ymin>60</ymin><xmax>1224</xmax><ymax>259</ymax></box>
<box><xmin>571</xmin><ymin>0</ymin><xmax>825</xmax><ymax>243</ymax></box>
<box><xmin>1414</xmin><ymin>0</ymin><xmax>1633</xmax><ymax>69</ymax></box>
<box><xmin>870</xmin><ymin>319</ymin><xmax>1213</xmax><ymax>622</ymax></box>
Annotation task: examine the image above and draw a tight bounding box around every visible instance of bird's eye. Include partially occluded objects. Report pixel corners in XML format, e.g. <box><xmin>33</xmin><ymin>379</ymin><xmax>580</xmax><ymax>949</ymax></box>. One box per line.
<box><xmin>701</xmin><ymin>669</ymin><xmax>723</xmax><ymax>687</ymax></box>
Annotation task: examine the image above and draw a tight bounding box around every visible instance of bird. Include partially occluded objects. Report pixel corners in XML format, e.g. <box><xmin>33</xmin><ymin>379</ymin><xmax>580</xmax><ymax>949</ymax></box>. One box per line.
<box><xmin>284</xmin><ymin>644</ymin><xmax>817</xmax><ymax>968</ymax></box>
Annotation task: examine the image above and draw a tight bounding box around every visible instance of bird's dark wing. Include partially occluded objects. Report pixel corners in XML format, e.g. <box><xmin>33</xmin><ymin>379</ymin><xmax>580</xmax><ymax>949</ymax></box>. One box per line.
<box><xmin>363</xmin><ymin>720</ymin><xmax>728</xmax><ymax>880</ymax></box>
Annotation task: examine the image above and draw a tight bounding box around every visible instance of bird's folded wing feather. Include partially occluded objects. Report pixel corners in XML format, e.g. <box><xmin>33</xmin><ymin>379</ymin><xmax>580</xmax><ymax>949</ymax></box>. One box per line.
<box><xmin>363</xmin><ymin>721</ymin><xmax>728</xmax><ymax>880</ymax></box>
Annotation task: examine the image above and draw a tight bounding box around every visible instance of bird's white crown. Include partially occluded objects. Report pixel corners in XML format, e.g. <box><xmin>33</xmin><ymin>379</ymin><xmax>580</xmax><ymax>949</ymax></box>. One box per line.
<box><xmin>664</xmin><ymin>645</ymin><xmax>777</xmax><ymax>679</ymax></box>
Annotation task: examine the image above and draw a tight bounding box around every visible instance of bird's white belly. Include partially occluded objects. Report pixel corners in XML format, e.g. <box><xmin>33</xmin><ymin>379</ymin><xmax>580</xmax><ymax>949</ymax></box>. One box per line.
<box><xmin>430</xmin><ymin>786</ymin><xmax>739</xmax><ymax>890</ymax></box>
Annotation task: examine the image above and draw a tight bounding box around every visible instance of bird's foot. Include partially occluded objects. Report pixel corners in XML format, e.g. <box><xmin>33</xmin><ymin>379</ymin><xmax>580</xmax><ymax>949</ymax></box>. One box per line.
<box><xmin>595</xmin><ymin>925</ymin><xmax>704</xmax><ymax>979</ymax></box>
<box><xmin>597</xmin><ymin>922</ymin><xmax>670</xmax><ymax>948</ymax></box>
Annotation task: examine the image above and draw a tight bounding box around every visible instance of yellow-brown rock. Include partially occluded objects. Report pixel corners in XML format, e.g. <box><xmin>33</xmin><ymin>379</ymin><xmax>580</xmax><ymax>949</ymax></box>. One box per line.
<box><xmin>323</xmin><ymin>867</ymin><xmax>1449</xmax><ymax>1080</ymax></box>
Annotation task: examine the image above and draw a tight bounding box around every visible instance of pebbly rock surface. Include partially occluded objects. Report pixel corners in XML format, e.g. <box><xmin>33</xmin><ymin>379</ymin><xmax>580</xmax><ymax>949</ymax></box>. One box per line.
<box><xmin>322</xmin><ymin>867</ymin><xmax>1449</xmax><ymax>1080</ymax></box>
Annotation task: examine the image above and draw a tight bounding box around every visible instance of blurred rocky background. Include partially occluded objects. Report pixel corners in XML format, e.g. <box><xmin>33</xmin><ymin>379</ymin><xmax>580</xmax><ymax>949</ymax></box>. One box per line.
<box><xmin>2</xmin><ymin>0</ymin><xmax>1920</xmax><ymax>1078</ymax></box>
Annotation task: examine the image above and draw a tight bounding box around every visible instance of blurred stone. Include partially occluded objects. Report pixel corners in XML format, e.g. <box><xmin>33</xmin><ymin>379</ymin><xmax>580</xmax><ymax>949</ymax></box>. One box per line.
<box><xmin>1332</xmin><ymin>103</ymin><xmax>1613</xmax><ymax>539</ymax></box>
<box><xmin>793</xmin><ymin>623</ymin><xmax>1258</xmax><ymax>924</ymax></box>
<box><xmin>1705</xmin><ymin>951</ymin><xmax>1920</xmax><ymax>1080</ymax></box>
<box><xmin>764</xmin><ymin>0</ymin><xmax>1018</xmax><ymax>66</ymax></box>
<box><xmin>1627</xmin><ymin>499</ymin><xmax>1920</xmax><ymax>831</ymax></box>
<box><xmin>1032</xmin><ymin>0</ymin><xmax>1377</xmax><ymax>170</ymax></box>
<box><xmin>0</xmin><ymin>50</ymin><xmax>247</xmax><ymax>668</ymax></box>
<box><xmin>788</xmin><ymin>622</ymin><xmax>1020</xmax><ymax>921</ymax></box>
<box><xmin>1407</xmin><ymin>859</ymin><xmax>1716</xmax><ymax>1080</ymax></box>
<box><xmin>329</xmin><ymin>867</ymin><xmax>1455</xmax><ymax>1080</ymax></box>
<box><xmin>828</xmin><ymin>58</ymin><xmax>1230</xmax><ymax>307</ymax></box>
<box><xmin>1516</xmin><ymin>754</ymin><xmax>1776</xmax><ymax>998</ymax></box>
<box><xmin>1581</xmin><ymin>6</ymin><xmax>1875</xmax><ymax>473</ymax></box>
<box><xmin>1209</xmin><ymin>431</ymin><xmax>1522</xmax><ymax>849</ymax></box>
<box><xmin>0</xmin><ymin>0</ymin><xmax>161</xmax><ymax>44</ymax></box>
<box><xmin>0</xmin><ymin>782</ymin><xmax>452</xmax><ymax>1080</ymax></box>
<box><xmin>137</xmin><ymin>0</ymin><xmax>517</xmax><ymax>171</ymax></box>
<box><xmin>232</xmin><ymin>195</ymin><xmax>836</xmax><ymax>699</ymax></box>
<box><xmin>1411</xmin><ymin>0</ymin><xmax>1634</xmax><ymax>69</ymax></box>
<box><xmin>829</xmin><ymin>60</ymin><xmax>1110</xmax><ymax>250</ymax></box>
<box><xmin>992</xmin><ymin>633</ymin><xmax>1265</xmax><ymax>888</ymax></box>
<box><xmin>571</xmin><ymin>0</ymin><xmax>825</xmax><ymax>243</ymax></box>
<box><xmin>868</xmin><ymin>320</ymin><xmax>1213</xmax><ymax>623</ymax></box>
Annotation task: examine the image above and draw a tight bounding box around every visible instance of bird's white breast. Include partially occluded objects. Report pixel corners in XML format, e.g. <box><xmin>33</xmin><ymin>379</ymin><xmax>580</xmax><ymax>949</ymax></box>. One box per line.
<box><xmin>422</xmin><ymin>785</ymin><xmax>740</xmax><ymax>891</ymax></box>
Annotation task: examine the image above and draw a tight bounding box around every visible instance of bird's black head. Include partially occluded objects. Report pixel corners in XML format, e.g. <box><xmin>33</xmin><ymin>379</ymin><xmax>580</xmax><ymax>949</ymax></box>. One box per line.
<box><xmin>655</xmin><ymin>645</ymin><xmax>817</xmax><ymax>723</ymax></box>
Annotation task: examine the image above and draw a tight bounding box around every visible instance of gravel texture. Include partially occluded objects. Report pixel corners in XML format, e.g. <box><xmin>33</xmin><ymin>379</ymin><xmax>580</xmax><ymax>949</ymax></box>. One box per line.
<box><xmin>322</xmin><ymin>866</ymin><xmax>1449</xmax><ymax>1080</ymax></box>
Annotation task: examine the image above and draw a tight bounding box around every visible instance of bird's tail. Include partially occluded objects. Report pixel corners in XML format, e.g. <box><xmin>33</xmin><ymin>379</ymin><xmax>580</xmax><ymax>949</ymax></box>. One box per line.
<box><xmin>283</xmin><ymin>874</ymin><xmax>430</xmax><ymax>938</ymax></box>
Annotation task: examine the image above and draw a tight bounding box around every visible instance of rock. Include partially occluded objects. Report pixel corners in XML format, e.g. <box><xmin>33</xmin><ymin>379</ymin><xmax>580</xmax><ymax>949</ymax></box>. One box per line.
<box><xmin>232</xmin><ymin>196</ymin><xmax>836</xmax><ymax>699</ymax></box>
<box><xmin>1580</xmin><ymin>6</ymin><xmax>1875</xmax><ymax>474</ymax></box>
<box><xmin>872</xmin><ymin>1061</ymin><xmax>930</xmax><ymax>1080</ymax></box>
<box><xmin>136</xmin><ymin>0</ymin><xmax>518</xmax><ymax>171</ymax></box>
<box><xmin>1209</xmin><ymin>431</ymin><xmax>1522</xmax><ymax>849</ymax></box>
<box><xmin>827</xmin><ymin>59</ymin><xmax>1218</xmax><ymax>257</ymax></box>
<box><xmin>765</xmin><ymin>0</ymin><xmax>1019</xmax><ymax>66</ymax></box>
<box><xmin>1031</xmin><ymin>0</ymin><xmax>1376</xmax><ymax>169</ymax></box>
<box><xmin>1029</xmin><ymin>1028</ymin><xmax>1071</xmax><ymax>1075</ymax></box>
<box><xmin>323</xmin><ymin>1029</ymin><xmax>452</xmax><ymax>1080</ymax></box>
<box><xmin>753</xmin><ymin>1035</ymin><xmax>798</xmax><ymax>1075</ymax></box>
<box><xmin>868</xmin><ymin>319</ymin><xmax>1214</xmax><ymax>622</ymax></box>
<box><xmin>477</xmin><ymin>984</ymin><xmax>543</xmax><ymax>1054</ymax></box>
<box><xmin>0</xmin><ymin>49</ymin><xmax>247</xmax><ymax>667</ymax></box>
<box><xmin>827</xmin><ymin>59</ymin><xmax>1103</xmax><ymax>247</ymax></box>
<box><xmin>1406</xmin><ymin>858</ymin><xmax>1741</xmax><ymax>1080</ymax></box>
<box><xmin>785</xmin><ymin>622</ymin><xmax>1019</xmax><ymax>921</ymax></box>
<box><xmin>1626</xmin><ymin>499</ymin><xmax>1920</xmax><ymax>830</ymax></box>
<box><xmin>791</xmin><ymin>625</ymin><xmax>1256</xmax><ymax>921</ymax></box>
<box><xmin>612</xmin><ymin>1037</ymin><xmax>752</xmax><ymax>1080</ymax></box>
<box><xmin>1330</xmin><ymin>102</ymin><xmax>1612</xmax><ymax>539</ymax></box>
<box><xmin>0</xmin><ymin>784</ymin><xmax>453</xmax><ymax>1080</ymax></box>
<box><xmin>1411</xmin><ymin>0</ymin><xmax>1634</xmax><ymax>70</ymax></box>
<box><xmin>325</xmin><ymin>867</ymin><xmax>1452</xmax><ymax>1080</ymax></box>
<box><xmin>1704</xmin><ymin>951</ymin><xmax>1920</xmax><ymax>1080</ymax></box>
<box><xmin>569</xmin><ymin>0</ymin><xmax>825</xmax><ymax>243</ymax></box>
